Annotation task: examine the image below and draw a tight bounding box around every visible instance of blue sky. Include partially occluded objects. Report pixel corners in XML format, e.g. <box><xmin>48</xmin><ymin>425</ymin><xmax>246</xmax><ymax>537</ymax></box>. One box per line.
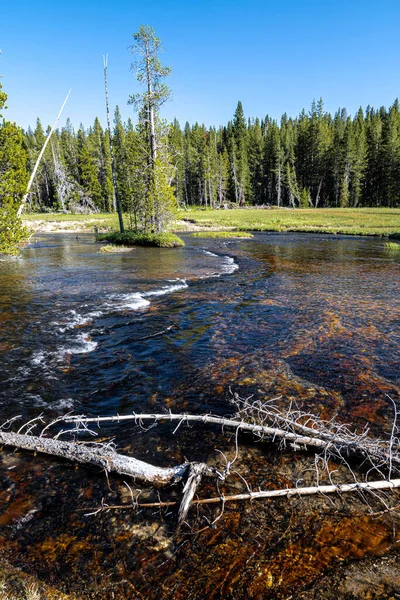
<box><xmin>1</xmin><ymin>0</ymin><xmax>400</xmax><ymax>130</ymax></box>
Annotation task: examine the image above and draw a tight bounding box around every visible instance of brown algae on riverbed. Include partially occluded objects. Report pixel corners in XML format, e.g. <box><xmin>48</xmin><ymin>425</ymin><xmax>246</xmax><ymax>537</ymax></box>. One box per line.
<box><xmin>0</xmin><ymin>232</ymin><xmax>399</xmax><ymax>598</ymax></box>
<box><xmin>0</xmin><ymin>443</ymin><xmax>398</xmax><ymax>599</ymax></box>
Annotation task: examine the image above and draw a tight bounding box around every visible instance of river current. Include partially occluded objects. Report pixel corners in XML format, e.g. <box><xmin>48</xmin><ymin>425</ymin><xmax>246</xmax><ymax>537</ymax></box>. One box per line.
<box><xmin>0</xmin><ymin>232</ymin><xmax>399</xmax><ymax>598</ymax></box>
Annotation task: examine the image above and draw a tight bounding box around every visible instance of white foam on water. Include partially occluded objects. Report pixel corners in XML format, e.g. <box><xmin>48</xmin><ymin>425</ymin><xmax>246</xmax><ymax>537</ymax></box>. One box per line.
<box><xmin>58</xmin><ymin>333</ymin><xmax>98</xmax><ymax>357</ymax></box>
<box><xmin>31</xmin><ymin>351</ymin><xmax>46</xmax><ymax>366</ymax></box>
<box><xmin>50</xmin><ymin>397</ymin><xmax>75</xmax><ymax>411</ymax></box>
<box><xmin>24</xmin><ymin>394</ymin><xmax>48</xmax><ymax>407</ymax></box>
<box><xmin>143</xmin><ymin>279</ymin><xmax>188</xmax><ymax>297</ymax></box>
<box><xmin>221</xmin><ymin>255</ymin><xmax>239</xmax><ymax>275</ymax></box>
<box><xmin>201</xmin><ymin>249</ymin><xmax>239</xmax><ymax>276</ymax></box>
<box><xmin>112</xmin><ymin>293</ymin><xmax>151</xmax><ymax>311</ymax></box>
<box><xmin>30</xmin><ymin>277</ymin><xmax>189</xmax><ymax>371</ymax></box>
<box><xmin>56</xmin><ymin>309</ymin><xmax>95</xmax><ymax>333</ymax></box>
<box><xmin>109</xmin><ymin>279</ymin><xmax>187</xmax><ymax>310</ymax></box>
<box><xmin>87</xmin><ymin>310</ymin><xmax>103</xmax><ymax>319</ymax></box>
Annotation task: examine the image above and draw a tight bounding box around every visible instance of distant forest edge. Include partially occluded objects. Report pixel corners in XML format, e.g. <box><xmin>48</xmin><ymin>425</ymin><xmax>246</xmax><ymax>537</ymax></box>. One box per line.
<box><xmin>21</xmin><ymin>98</ymin><xmax>400</xmax><ymax>212</ymax></box>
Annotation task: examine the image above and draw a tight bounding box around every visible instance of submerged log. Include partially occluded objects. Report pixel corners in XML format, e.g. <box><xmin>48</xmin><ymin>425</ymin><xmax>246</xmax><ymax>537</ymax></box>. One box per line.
<box><xmin>0</xmin><ymin>429</ymin><xmax>191</xmax><ymax>486</ymax></box>
<box><xmin>2</xmin><ymin>400</ymin><xmax>399</xmax><ymax>525</ymax></box>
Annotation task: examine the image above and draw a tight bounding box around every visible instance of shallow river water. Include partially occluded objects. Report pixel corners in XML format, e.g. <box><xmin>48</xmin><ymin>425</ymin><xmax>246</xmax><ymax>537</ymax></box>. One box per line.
<box><xmin>0</xmin><ymin>232</ymin><xmax>399</xmax><ymax>598</ymax></box>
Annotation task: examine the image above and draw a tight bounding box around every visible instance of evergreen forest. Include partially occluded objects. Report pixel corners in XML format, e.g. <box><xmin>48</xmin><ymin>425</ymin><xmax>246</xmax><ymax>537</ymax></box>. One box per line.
<box><xmin>16</xmin><ymin>98</ymin><xmax>400</xmax><ymax>215</ymax></box>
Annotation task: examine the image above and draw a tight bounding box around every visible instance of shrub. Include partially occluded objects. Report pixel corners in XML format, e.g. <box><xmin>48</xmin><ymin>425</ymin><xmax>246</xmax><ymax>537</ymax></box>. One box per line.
<box><xmin>97</xmin><ymin>230</ymin><xmax>184</xmax><ymax>248</ymax></box>
<box><xmin>0</xmin><ymin>207</ymin><xmax>30</xmax><ymax>255</ymax></box>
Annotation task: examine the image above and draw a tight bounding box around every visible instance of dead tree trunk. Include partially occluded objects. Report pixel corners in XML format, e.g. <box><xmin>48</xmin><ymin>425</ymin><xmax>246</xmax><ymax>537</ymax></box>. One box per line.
<box><xmin>0</xmin><ymin>429</ymin><xmax>191</xmax><ymax>485</ymax></box>
<box><xmin>0</xmin><ymin>427</ymin><xmax>216</xmax><ymax>523</ymax></box>
<box><xmin>103</xmin><ymin>55</ymin><xmax>124</xmax><ymax>233</ymax></box>
<box><xmin>17</xmin><ymin>90</ymin><xmax>71</xmax><ymax>217</ymax></box>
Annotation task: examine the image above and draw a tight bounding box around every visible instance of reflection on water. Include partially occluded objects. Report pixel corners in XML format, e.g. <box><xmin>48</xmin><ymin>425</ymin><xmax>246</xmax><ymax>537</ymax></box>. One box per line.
<box><xmin>0</xmin><ymin>232</ymin><xmax>399</xmax><ymax>598</ymax></box>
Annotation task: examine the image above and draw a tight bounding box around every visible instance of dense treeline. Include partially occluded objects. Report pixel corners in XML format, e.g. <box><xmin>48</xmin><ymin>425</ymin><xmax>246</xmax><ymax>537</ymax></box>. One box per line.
<box><xmin>23</xmin><ymin>110</ymin><xmax>176</xmax><ymax>224</ymax></box>
<box><xmin>18</xmin><ymin>97</ymin><xmax>400</xmax><ymax>213</ymax></box>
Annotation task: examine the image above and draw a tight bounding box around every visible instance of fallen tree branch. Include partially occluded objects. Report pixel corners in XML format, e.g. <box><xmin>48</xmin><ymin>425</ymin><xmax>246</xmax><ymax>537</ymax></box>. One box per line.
<box><xmin>62</xmin><ymin>411</ymin><xmax>400</xmax><ymax>470</ymax></box>
<box><xmin>177</xmin><ymin>462</ymin><xmax>210</xmax><ymax>524</ymax></box>
<box><xmin>82</xmin><ymin>478</ymin><xmax>400</xmax><ymax>513</ymax></box>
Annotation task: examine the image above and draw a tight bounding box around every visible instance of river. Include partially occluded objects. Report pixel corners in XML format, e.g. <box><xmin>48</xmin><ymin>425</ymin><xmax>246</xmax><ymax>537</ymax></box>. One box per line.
<box><xmin>0</xmin><ymin>232</ymin><xmax>399</xmax><ymax>598</ymax></box>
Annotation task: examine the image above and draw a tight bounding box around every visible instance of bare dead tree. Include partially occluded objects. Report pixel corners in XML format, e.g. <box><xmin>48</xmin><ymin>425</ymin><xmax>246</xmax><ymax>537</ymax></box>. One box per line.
<box><xmin>50</xmin><ymin>140</ymin><xmax>75</xmax><ymax>212</ymax></box>
<box><xmin>17</xmin><ymin>90</ymin><xmax>71</xmax><ymax>217</ymax></box>
<box><xmin>103</xmin><ymin>54</ymin><xmax>124</xmax><ymax>232</ymax></box>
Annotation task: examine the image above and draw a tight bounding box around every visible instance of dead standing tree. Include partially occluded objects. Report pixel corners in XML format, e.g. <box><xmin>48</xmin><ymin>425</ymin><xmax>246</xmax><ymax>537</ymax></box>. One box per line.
<box><xmin>17</xmin><ymin>90</ymin><xmax>71</xmax><ymax>217</ymax></box>
<box><xmin>103</xmin><ymin>54</ymin><xmax>124</xmax><ymax>233</ymax></box>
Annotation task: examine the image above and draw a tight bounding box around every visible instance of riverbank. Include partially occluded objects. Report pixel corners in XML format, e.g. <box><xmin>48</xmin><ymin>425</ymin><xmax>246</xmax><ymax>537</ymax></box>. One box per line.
<box><xmin>177</xmin><ymin>206</ymin><xmax>400</xmax><ymax>237</ymax></box>
<box><xmin>22</xmin><ymin>207</ymin><xmax>400</xmax><ymax>237</ymax></box>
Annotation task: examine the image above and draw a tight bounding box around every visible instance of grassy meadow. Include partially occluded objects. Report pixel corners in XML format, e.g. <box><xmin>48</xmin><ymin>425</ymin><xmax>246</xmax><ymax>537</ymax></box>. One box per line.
<box><xmin>176</xmin><ymin>207</ymin><xmax>400</xmax><ymax>237</ymax></box>
<box><xmin>22</xmin><ymin>207</ymin><xmax>400</xmax><ymax>237</ymax></box>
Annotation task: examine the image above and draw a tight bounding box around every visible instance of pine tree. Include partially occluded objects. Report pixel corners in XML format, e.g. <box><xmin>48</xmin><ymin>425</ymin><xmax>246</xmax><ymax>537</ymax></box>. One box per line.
<box><xmin>300</xmin><ymin>187</ymin><xmax>310</xmax><ymax>208</ymax></box>
<box><xmin>232</xmin><ymin>101</ymin><xmax>250</xmax><ymax>205</ymax></box>
<box><xmin>248</xmin><ymin>118</ymin><xmax>264</xmax><ymax>205</ymax></box>
<box><xmin>128</xmin><ymin>25</ymin><xmax>177</xmax><ymax>232</ymax></box>
<box><xmin>112</xmin><ymin>107</ymin><xmax>130</xmax><ymax>212</ymax></box>
<box><xmin>25</xmin><ymin>119</ymin><xmax>55</xmax><ymax>210</ymax></box>
<box><xmin>88</xmin><ymin>117</ymin><xmax>113</xmax><ymax>212</ymax></box>
<box><xmin>364</xmin><ymin>107</ymin><xmax>383</xmax><ymax>206</ymax></box>
<box><xmin>349</xmin><ymin>108</ymin><xmax>367</xmax><ymax>207</ymax></box>
<box><xmin>76</xmin><ymin>126</ymin><xmax>102</xmax><ymax>210</ymax></box>
<box><xmin>217</xmin><ymin>147</ymin><xmax>230</xmax><ymax>207</ymax></box>
<box><xmin>0</xmin><ymin>72</ymin><xmax>29</xmax><ymax>254</ymax></box>
<box><xmin>168</xmin><ymin>119</ymin><xmax>183</xmax><ymax>207</ymax></box>
<box><xmin>0</xmin><ymin>122</ymin><xmax>28</xmax><ymax>207</ymax></box>
<box><xmin>381</xmin><ymin>100</ymin><xmax>400</xmax><ymax>206</ymax></box>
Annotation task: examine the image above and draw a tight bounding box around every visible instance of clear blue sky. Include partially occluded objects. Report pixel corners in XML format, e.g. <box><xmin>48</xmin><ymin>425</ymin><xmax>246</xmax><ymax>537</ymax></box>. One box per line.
<box><xmin>1</xmin><ymin>0</ymin><xmax>400</xmax><ymax>130</ymax></box>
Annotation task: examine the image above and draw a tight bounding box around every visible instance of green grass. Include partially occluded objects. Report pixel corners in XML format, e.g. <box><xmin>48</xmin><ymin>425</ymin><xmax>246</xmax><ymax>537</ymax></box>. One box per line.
<box><xmin>97</xmin><ymin>231</ymin><xmax>185</xmax><ymax>248</ymax></box>
<box><xmin>384</xmin><ymin>241</ymin><xmax>400</xmax><ymax>251</ymax></box>
<box><xmin>22</xmin><ymin>208</ymin><xmax>400</xmax><ymax>238</ymax></box>
<box><xmin>22</xmin><ymin>212</ymin><xmax>120</xmax><ymax>231</ymax></box>
<box><xmin>191</xmin><ymin>231</ymin><xmax>254</xmax><ymax>239</ymax></box>
<box><xmin>178</xmin><ymin>207</ymin><xmax>400</xmax><ymax>237</ymax></box>
<box><xmin>99</xmin><ymin>245</ymin><xmax>133</xmax><ymax>253</ymax></box>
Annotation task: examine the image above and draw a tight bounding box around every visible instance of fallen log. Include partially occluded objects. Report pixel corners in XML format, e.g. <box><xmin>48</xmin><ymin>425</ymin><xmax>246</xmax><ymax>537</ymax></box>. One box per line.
<box><xmin>0</xmin><ymin>429</ymin><xmax>194</xmax><ymax>486</ymax></box>
<box><xmin>63</xmin><ymin>411</ymin><xmax>400</xmax><ymax>470</ymax></box>
<box><xmin>0</xmin><ymin>428</ymin><xmax>216</xmax><ymax>523</ymax></box>
<box><xmin>2</xmin><ymin>400</ymin><xmax>399</xmax><ymax>526</ymax></box>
